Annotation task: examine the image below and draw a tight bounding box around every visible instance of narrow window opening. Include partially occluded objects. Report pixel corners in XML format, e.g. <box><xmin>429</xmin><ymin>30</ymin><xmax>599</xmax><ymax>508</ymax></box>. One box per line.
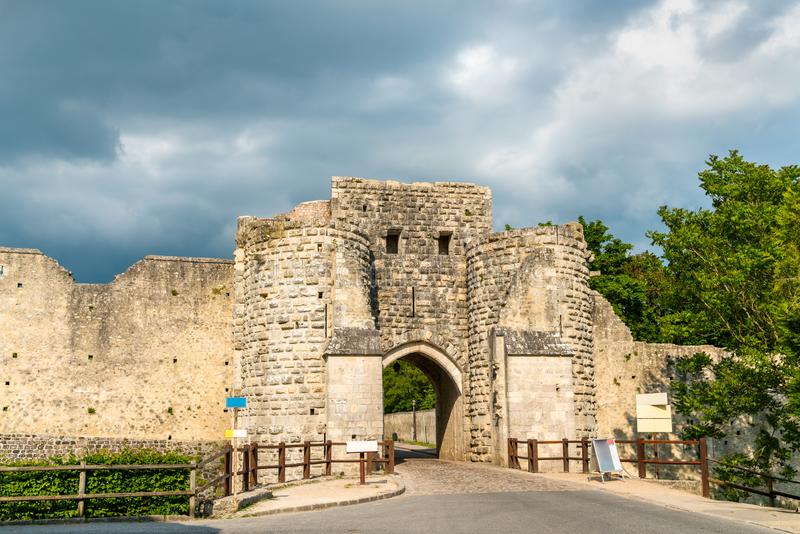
<box><xmin>17</xmin><ymin>283</ymin><xmax>22</xmax><ymax>288</ymax></box>
<box><xmin>173</xmin><ymin>358</ymin><xmax>178</xmax><ymax>364</ymax></box>
<box><xmin>318</xmin><ymin>292</ymin><xmax>323</xmax><ymax>299</ymax></box>
<box><xmin>310</xmin><ymin>408</ymin><xmax>315</xmax><ymax>415</ymax></box>
<box><xmin>88</xmin><ymin>355</ymin><xmax>93</xmax><ymax>360</ymax></box>
<box><xmin>386</xmin><ymin>230</ymin><xmax>400</xmax><ymax>254</ymax></box>
<box><xmin>0</xmin><ymin>266</ymin><xmax>4</xmax><ymax>277</ymax></box>
<box><xmin>362</xmin><ymin>205</ymin><xmax>367</xmax><ymax>212</ymax></box>
<box><xmin>438</xmin><ymin>233</ymin><xmax>451</xmax><ymax>255</ymax></box>
<box><xmin>317</xmin><ymin>243</ymin><xmax>322</xmax><ymax>252</ymax></box>
<box><xmin>12</xmin><ymin>353</ymin><xmax>17</xmax><ymax>359</ymax></box>
<box><xmin>224</xmin><ymin>361</ymin><xmax>229</xmax><ymax>366</ymax></box>
<box><xmin>411</xmin><ymin>287</ymin><xmax>416</xmax><ymax>318</ymax></box>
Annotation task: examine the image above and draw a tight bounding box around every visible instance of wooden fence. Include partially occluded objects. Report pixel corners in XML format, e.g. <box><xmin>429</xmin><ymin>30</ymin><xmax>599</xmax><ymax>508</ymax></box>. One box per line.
<box><xmin>232</xmin><ymin>440</ymin><xmax>395</xmax><ymax>493</ymax></box>
<box><xmin>508</xmin><ymin>437</ymin><xmax>711</xmax><ymax>498</ymax></box>
<box><xmin>0</xmin><ymin>439</ymin><xmax>395</xmax><ymax>520</ymax></box>
<box><xmin>0</xmin><ymin>460</ymin><xmax>200</xmax><ymax>519</ymax></box>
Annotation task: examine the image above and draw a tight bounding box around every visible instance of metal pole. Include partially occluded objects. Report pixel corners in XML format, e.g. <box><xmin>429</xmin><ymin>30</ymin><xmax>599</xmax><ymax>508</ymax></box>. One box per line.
<box><xmin>412</xmin><ymin>399</ymin><xmax>417</xmax><ymax>442</ymax></box>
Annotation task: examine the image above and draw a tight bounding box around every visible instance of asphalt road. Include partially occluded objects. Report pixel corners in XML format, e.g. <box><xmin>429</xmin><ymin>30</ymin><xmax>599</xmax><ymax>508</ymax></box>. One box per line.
<box><xmin>1</xmin><ymin>490</ymin><xmax>775</xmax><ymax>534</ymax></box>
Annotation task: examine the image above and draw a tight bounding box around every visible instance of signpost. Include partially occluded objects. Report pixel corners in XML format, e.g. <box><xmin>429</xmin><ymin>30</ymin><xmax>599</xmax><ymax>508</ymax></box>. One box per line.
<box><xmin>346</xmin><ymin>440</ymin><xmax>378</xmax><ymax>484</ymax></box>
<box><xmin>225</xmin><ymin>396</ymin><xmax>247</xmax><ymax>504</ymax></box>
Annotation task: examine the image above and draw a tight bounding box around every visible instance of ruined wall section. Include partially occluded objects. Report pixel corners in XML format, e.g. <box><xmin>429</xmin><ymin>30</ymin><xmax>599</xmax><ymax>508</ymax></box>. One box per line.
<box><xmin>467</xmin><ymin>224</ymin><xmax>594</xmax><ymax>461</ymax></box>
<box><xmin>592</xmin><ymin>292</ymin><xmax>727</xmax><ymax>439</ymax></box>
<box><xmin>330</xmin><ymin>177</ymin><xmax>492</xmax><ymax>372</ymax></box>
<box><xmin>0</xmin><ymin>247</ymin><xmax>234</xmax><ymax>443</ymax></box>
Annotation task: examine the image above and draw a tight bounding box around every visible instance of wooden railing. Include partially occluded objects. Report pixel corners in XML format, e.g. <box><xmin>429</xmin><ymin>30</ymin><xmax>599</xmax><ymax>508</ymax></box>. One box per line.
<box><xmin>230</xmin><ymin>440</ymin><xmax>395</xmax><ymax>495</ymax></box>
<box><xmin>0</xmin><ymin>440</ymin><xmax>396</xmax><ymax>521</ymax></box>
<box><xmin>508</xmin><ymin>436</ymin><xmax>710</xmax><ymax>498</ymax></box>
<box><xmin>0</xmin><ymin>460</ymin><xmax>200</xmax><ymax>519</ymax></box>
<box><xmin>707</xmin><ymin>458</ymin><xmax>800</xmax><ymax>506</ymax></box>
<box><xmin>507</xmin><ymin>438</ymin><xmax>591</xmax><ymax>474</ymax></box>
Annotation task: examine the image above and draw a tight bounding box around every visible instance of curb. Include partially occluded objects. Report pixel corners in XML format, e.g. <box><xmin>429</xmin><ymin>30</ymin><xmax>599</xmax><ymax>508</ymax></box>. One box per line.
<box><xmin>238</xmin><ymin>476</ymin><xmax>406</xmax><ymax>518</ymax></box>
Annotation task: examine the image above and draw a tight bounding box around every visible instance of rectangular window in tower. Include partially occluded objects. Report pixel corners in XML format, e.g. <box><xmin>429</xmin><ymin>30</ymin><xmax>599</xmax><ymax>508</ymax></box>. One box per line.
<box><xmin>438</xmin><ymin>232</ymin><xmax>451</xmax><ymax>255</ymax></box>
<box><xmin>386</xmin><ymin>230</ymin><xmax>400</xmax><ymax>254</ymax></box>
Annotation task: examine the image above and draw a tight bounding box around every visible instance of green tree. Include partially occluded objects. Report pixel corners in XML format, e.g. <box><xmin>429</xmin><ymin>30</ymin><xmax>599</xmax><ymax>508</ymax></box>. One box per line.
<box><xmin>382</xmin><ymin>360</ymin><xmax>436</xmax><ymax>414</ymax></box>
<box><xmin>578</xmin><ymin>216</ymin><xmax>667</xmax><ymax>342</ymax></box>
<box><xmin>650</xmin><ymin>151</ymin><xmax>800</xmax><ymax>484</ymax></box>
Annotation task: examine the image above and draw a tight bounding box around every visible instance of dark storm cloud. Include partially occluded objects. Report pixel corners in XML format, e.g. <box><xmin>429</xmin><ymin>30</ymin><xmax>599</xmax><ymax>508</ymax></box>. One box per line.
<box><xmin>1</xmin><ymin>0</ymin><xmax>798</xmax><ymax>281</ymax></box>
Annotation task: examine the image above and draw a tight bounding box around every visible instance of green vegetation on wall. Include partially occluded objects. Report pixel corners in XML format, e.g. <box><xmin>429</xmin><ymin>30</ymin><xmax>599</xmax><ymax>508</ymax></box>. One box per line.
<box><xmin>0</xmin><ymin>449</ymin><xmax>195</xmax><ymax>521</ymax></box>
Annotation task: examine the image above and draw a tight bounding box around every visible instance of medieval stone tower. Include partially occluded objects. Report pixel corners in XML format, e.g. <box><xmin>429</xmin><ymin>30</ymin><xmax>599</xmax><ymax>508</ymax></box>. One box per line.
<box><xmin>232</xmin><ymin>177</ymin><xmax>595</xmax><ymax>462</ymax></box>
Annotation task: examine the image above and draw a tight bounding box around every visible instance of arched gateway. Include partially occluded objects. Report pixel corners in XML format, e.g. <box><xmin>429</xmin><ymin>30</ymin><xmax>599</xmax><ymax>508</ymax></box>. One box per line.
<box><xmin>234</xmin><ymin>177</ymin><xmax>595</xmax><ymax>465</ymax></box>
<box><xmin>383</xmin><ymin>341</ymin><xmax>465</xmax><ymax>461</ymax></box>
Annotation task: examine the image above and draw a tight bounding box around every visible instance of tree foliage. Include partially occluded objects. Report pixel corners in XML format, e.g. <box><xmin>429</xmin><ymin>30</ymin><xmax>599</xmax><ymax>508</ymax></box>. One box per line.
<box><xmin>584</xmin><ymin>151</ymin><xmax>800</xmax><ymax>486</ymax></box>
<box><xmin>382</xmin><ymin>360</ymin><xmax>436</xmax><ymax>414</ymax></box>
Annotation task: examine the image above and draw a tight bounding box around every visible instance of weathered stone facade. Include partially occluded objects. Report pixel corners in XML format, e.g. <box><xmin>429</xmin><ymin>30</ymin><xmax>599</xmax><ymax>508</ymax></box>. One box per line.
<box><xmin>0</xmin><ymin>176</ymin><xmax>723</xmax><ymax>466</ymax></box>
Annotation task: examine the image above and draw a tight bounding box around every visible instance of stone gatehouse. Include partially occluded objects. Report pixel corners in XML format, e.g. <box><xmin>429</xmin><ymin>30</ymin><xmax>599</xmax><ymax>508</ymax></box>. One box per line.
<box><xmin>0</xmin><ymin>177</ymin><xmax>720</xmax><ymax>464</ymax></box>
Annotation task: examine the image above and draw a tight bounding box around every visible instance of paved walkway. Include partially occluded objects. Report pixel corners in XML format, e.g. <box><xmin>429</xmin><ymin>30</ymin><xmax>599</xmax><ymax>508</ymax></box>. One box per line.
<box><xmin>231</xmin><ymin>475</ymin><xmax>403</xmax><ymax>518</ymax></box>
<box><xmin>394</xmin><ymin>446</ymin><xmax>579</xmax><ymax>495</ymax></box>
<box><xmin>537</xmin><ymin>471</ymin><xmax>800</xmax><ymax>533</ymax></box>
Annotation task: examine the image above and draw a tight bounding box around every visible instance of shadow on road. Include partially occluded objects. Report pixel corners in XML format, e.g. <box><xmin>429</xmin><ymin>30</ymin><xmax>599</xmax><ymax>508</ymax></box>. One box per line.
<box><xmin>394</xmin><ymin>444</ymin><xmax>437</xmax><ymax>465</ymax></box>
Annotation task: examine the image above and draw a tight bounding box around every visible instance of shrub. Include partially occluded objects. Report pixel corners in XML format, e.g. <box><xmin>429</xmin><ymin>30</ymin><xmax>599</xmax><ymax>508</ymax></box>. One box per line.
<box><xmin>0</xmin><ymin>449</ymin><xmax>196</xmax><ymax>521</ymax></box>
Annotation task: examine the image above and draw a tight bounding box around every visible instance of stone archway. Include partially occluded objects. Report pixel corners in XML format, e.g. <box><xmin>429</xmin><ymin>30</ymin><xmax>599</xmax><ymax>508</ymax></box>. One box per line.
<box><xmin>382</xmin><ymin>341</ymin><xmax>465</xmax><ymax>461</ymax></box>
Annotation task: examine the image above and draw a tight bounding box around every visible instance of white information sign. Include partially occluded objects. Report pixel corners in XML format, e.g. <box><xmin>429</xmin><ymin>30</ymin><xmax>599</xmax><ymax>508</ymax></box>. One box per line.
<box><xmin>635</xmin><ymin>392</ymin><xmax>673</xmax><ymax>433</ymax></box>
<box><xmin>592</xmin><ymin>438</ymin><xmax>623</xmax><ymax>477</ymax></box>
<box><xmin>346</xmin><ymin>440</ymin><xmax>379</xmax><ymax>453</ymax></box>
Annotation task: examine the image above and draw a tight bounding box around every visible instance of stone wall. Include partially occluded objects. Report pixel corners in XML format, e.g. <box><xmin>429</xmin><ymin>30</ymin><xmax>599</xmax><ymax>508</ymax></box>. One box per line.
<box><xmin>383</xmin><ymin>409</ymin><xmax>436</xmax><ymax>445</ymax></box>
<box><xmin>330</xmin><ymin>177</ymin><xmax>492</xmax><ymax>367</ymax></box>
<box><xmin>0</xmin><ymin>247</ymin><xmax>234</xmax><ymax>443</ymax></box>
<box><xmin>0</xmin><ymin>433</ymin><xmax>223</xmax><ymax>462</ymax></box>
<box><xmin>592</xmin><ymin>292</ymin><xmax>727</xmax><ymax>440</ymax></box>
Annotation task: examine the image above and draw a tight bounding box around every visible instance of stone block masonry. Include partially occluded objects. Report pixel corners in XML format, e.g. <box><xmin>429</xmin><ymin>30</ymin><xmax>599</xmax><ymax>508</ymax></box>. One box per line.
<box><xmin>0</xmin><ymin>176</ymin><xmax>724</xmax><ymax>466</ymax></box>
<box><xmin>0</xmin><ymin>247</ymin><xmax>234</xmax><ymax>454</ymax></box>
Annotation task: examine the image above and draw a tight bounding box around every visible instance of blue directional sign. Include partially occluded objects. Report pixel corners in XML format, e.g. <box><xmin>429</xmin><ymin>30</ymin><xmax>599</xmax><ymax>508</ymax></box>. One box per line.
<box><xmin>225</xmin><ymin>397</ymin><xmax>247</xmax><ymax>409</ymax></box>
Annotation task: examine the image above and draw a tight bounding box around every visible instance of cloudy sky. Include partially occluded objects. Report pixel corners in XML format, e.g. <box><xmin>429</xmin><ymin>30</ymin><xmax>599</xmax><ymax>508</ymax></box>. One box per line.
<box><xmin>1</xmin><ymin>0</ymin><xmax>799</xmax><ymax>282</ymax></box>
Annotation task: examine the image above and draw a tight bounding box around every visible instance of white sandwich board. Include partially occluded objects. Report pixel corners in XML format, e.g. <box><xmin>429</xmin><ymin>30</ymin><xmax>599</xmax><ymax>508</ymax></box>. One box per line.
<box><xmin>592</xmin><ymin>438</ymin><xmax>625</xmax><ymax>481</ymax></box>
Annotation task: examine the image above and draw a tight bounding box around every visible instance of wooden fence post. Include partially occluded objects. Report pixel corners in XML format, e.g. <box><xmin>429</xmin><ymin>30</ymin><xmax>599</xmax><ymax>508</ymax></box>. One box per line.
<box><xmin>242</xmin><ymin>444</ymin><xmax>250</xmax><ymax>492</ymax></box>
<box><xmin>366</xmin><ymin>452</ymin><xmax>375</xmax><ymax>475</ymax></box>
<box><xmin>581</xmin><ymin>437</ymin><xmax>589</xmax><ymax>474</ymax></box>
<box><xmin>303</xmin><ymin>441</ymin><xmax>311</xmax><ymax>479</ymax></box>
<box><xmin>251</xmin><ymin>445</ymin><xmax>258</xmax><ymax>487</ymax></box>
<box><xmin>325</xmin><ymin>440</ymin><xmax>332</xmax><ymax>476</ymax></box>
<box><xmin>189</xmin><ymin>462</ymin><xmax>197</xmax><ymax>519</ymax></box>
<box><xmin>224</xmin><ymin>446</ymin><xmax>232</xmax><ymax>497</ymax></box>
<box><xmin>77</xmin><ymin>461</ymin><xmax>86</xmax><ymax>518</ymax></box>
<box><xmin>387</xmin><ymin>440</ymin><xmax>395</xmax><ymax>474</ymax></box>
<box><xmin>531</xmin><ymin>439</ymin><xmax>539</xmax><ymax>473</ymax></box>
<box><xmin>562</xmin><ymin>438</ymin><xmax>570</xmax><ymax>473</ymax></box>
<box><xmin>508</xmin><ymin>438</ymin><xmax>518</xmax><ymax>469</ymax></box>
<box><xmin>278</xmin><ymin>442</ymin><xmax>286</xmax><ymax>483</ymax></box>
<box><xmin>699</xmin><ymin>437</ymin><xmax>710</xmax><ymax>498</ymax></box>
<box><xmin>527</xmin><ymin>440</ymin><xmax>535</xmax><ymax>473</ymax></box>
<box><xmin>637</xmin><ymin>437</ymin><xmax>646</xmax><ymax>479</ymax></box>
